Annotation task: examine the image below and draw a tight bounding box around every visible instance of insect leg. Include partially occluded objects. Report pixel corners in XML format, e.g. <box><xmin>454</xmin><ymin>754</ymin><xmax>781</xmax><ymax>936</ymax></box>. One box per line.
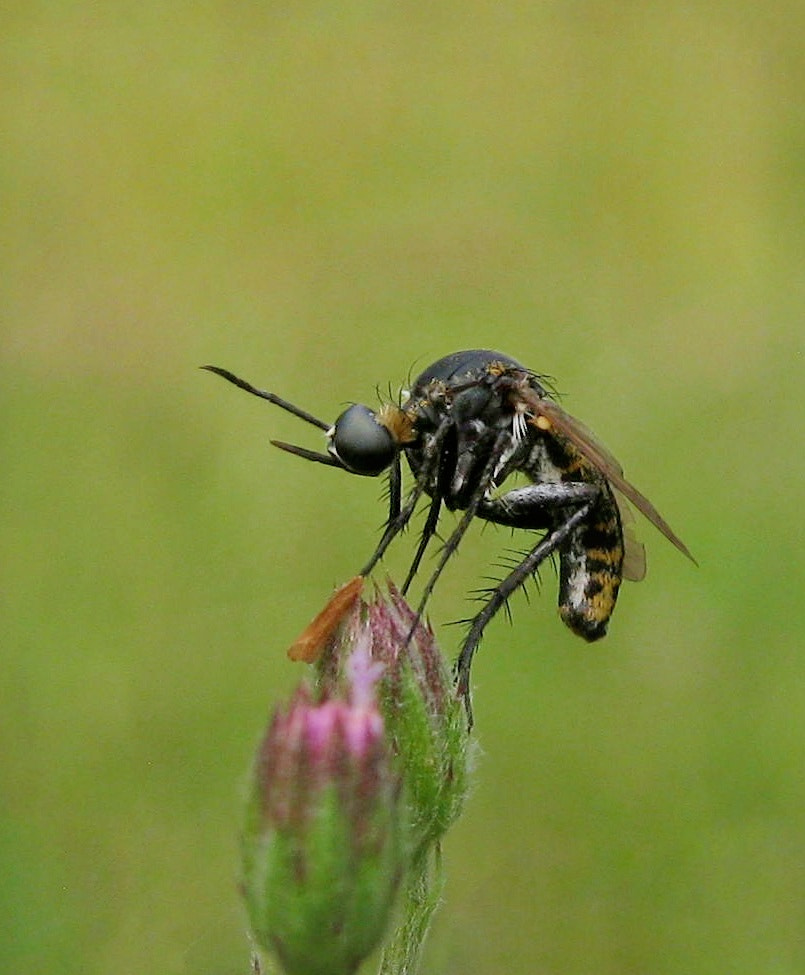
<box><xmin>476</xmin><ymin>481</ymin><xmax>599</xmax><ymax>529</ymax></box>
<box><xmin>387</xmin><ymin>453</ymin><xmax>402</xmax><ymax>523</ymax></box>
<box><xmin>456</xmin><ymin>496</ymin><xmax>597</xmax><ymax>726</ymax></box>
<box><xmin>413</xmin><ymin>428</ymin><xmax>514</xmax><ymax>621</ymax></box>
<box><xmin>359</xmin><ymin>418</ymin><xmax>453</xmax><ymax>577</ymax></box>
<box><xmin>401</xmin><ymin>492</ymin><xmax>442</xmax><ymax>595</ymax></box>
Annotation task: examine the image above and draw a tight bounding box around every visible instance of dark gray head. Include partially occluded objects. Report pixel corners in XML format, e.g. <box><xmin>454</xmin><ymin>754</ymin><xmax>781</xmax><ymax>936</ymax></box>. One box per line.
<box><xmin>328</xmin><ymin>404</ymin><xmax>397</xmax><ymax>476</ymax></box>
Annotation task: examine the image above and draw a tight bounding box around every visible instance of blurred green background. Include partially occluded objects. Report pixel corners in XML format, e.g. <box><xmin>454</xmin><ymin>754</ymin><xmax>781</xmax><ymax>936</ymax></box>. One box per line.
<box><xmin>2</xmin><ymin>2</ymin><xmax>803</xmax><ymax>973</ymax></box>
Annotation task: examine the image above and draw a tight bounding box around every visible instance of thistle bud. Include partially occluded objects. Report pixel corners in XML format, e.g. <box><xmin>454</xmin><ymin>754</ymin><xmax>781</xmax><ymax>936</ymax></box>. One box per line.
<box><xmin>317</xmin><ymin>582</ymin><xmax>470</xmax><ymax>857</ymax></box>
<box><xmin>242</xmin><ymin>638</ymin><xmax>405</xmax><ymax>975</ymax></box>
<box><xmin>366</xmin><ymin>583</ymin><xmax>470</xmax><ymax>852</ymax></box>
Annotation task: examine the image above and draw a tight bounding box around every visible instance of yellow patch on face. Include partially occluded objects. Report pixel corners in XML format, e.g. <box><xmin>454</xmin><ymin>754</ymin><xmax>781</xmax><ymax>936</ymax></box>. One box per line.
<box><xmin>377</xmin><ymin>403</ymin><xmax>417</xmax><ymax>444</ymax></box>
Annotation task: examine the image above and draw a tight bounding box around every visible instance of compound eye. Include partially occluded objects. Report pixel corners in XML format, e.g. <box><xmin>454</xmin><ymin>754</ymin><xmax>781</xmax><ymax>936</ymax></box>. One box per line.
<box><xmin>330</xmin><ymin>404</ymin><xmax>396</xmax><ymax>476</ymax></box>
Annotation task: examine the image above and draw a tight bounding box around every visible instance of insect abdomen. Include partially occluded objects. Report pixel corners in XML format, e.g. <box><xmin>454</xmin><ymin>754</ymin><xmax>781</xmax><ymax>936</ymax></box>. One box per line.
<box><xmin>557</xmin><ymin>493</ymin><xmax>625</xmax><ymax>640</ymax></box>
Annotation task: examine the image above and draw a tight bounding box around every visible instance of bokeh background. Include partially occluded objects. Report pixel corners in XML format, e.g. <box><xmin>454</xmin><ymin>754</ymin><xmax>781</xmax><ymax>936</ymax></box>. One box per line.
<box><xmin>3</xmin><ymin>3</ymin><xmax>803</xmax><ymax>973</ymax></box>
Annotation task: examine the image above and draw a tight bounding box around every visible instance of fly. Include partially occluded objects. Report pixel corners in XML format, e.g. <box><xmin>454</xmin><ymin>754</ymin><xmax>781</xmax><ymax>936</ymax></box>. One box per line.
<box><xmin>204</xmin><ymin>349</ymin><xmax>695</xmax><ymax>722</ymax></box>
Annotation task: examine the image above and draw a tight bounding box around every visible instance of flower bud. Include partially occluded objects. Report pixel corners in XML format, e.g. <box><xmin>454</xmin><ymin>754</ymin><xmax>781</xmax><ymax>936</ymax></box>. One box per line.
<box><xmin>367</xmin><ymin>583</ymin><xmax>470</xmax><ymax>852</ymax></box>
<box><xmin>317</xmin><ymin>582</ymin><xmax>470</xmax><ymax>857</ymax></box>
<box><xmin>242</xmin><ymin>640</ymin><xmax>405</xmax><ymax>975</ymax></box>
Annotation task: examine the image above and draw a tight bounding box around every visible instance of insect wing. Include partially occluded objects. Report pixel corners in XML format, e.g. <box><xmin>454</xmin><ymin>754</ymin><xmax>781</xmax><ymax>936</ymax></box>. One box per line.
<box><xmin>523</xmin><ymin>393</ymin><xmax>696</xmax><ymax>565</ymax></box>
<box><xmin>614</xmin><ymin>491</ymin><xmax>647</xmax><ymax>582</ymax></box>
<box><xmin>287</xmin><ymin>575</ymin><xmax>365</xmax><ymax>663</ymax></box>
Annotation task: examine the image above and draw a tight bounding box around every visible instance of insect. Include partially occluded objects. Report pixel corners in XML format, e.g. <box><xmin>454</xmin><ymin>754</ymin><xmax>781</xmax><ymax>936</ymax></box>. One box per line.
<box><xmin>204</xmin><ymin>349</ymin><xmax>695</xmax><ymax>721</ymax></box>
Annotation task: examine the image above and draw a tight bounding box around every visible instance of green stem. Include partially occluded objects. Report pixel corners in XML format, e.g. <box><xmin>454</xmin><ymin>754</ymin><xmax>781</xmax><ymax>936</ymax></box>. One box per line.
<box><xmin>377</xmin><ymin>844</ymin><xmax>444</xmax><ymax>975</ymax></box>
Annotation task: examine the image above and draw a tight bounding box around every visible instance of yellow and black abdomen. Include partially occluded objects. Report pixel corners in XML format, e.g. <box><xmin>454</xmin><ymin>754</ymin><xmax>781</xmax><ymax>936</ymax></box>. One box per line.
<box><xmin>541</xmin><ymin>437</ymin><xmax>626</xmax><ymax>640</ymax></box>
<box><xmin>557</xmin><ymin>485</ymin><xmax>625</xmax><ymax>640</ymax></box>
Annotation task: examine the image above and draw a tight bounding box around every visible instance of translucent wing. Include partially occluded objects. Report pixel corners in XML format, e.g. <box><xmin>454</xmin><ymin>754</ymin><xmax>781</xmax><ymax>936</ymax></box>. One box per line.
<box><xmin>518</xmin><ymin>388</ymin><xmax>696</xmax><ymax>565</ymax></box>
<box><xmin>615</xmin><ymin>491</ymin><xmax>647</xmax><ymax>582</ymax></box>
